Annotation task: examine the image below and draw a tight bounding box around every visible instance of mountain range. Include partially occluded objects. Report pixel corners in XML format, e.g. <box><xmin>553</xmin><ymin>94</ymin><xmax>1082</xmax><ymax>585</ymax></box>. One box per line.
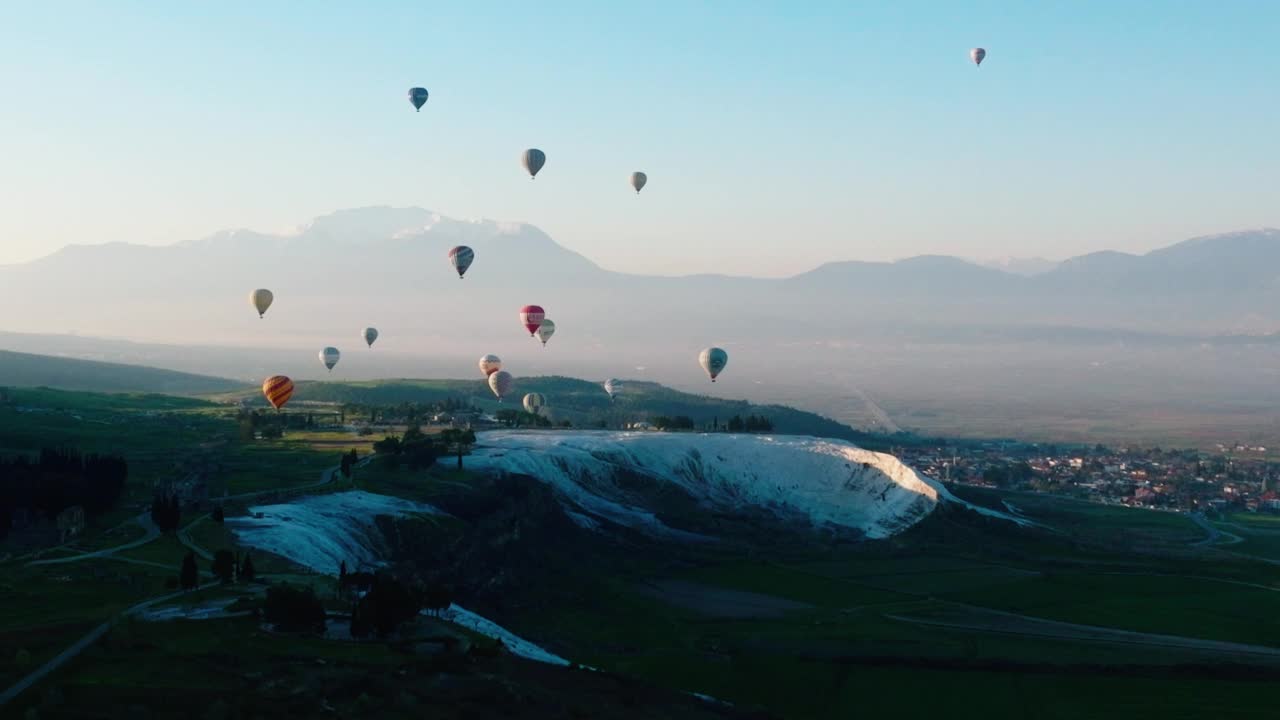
<box><xmin>4</xmin><ymin>207</ymin><xmax>1280</xmax><ymax>445</ymax></box>
<box><xmin>4</xmin><ymin>207</ymin><xmax>1278</xmax><ymax>353</ymax></box>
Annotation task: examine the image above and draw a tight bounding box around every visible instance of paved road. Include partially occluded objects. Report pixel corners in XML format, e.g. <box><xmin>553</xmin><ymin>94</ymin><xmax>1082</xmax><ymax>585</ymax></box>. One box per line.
<box><xmin>27</xmin><ymin>513</ymin><xmax>160</xmax><ymax>567</ymax></box>
<box><xmin>0</xmin><ymin>587</ymin><xmax>208</xmax><ymax>707</ymax></box>
<box><xmin>889</xmin><ymin>604</ymin><xmax>1280</xmax><ymax>661</ymax></box>
<box><xmin>1189</xmin><ymin>511</ymin><xmax>1244</xmax><ymax>547</ymax></box>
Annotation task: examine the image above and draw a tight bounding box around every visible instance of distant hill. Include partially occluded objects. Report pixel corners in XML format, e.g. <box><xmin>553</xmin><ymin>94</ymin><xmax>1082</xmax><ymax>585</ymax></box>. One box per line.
<box><xmin>227</xmin><ymin>375</ymin><xmax>903</xmax><ymax>449</ymax></box>
<box><xmin>0</xmin><ymin>349</ymin><xmax>247</xmax><ymax>395</ymax></box>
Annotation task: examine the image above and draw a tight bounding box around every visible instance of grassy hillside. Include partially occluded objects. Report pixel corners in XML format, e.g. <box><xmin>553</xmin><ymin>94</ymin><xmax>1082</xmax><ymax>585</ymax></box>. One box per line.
<box><xmin>0</xmin><ymin>349</ymin><xmax>246</xmax><ymax>395</ymax></box>
<box><xmin>235</xmin><ymin>375</ymin><xmax>903</xmax><ymax>448</ymax></box>
<box><xmin>5</xmin><ymin>384</ymin><xmax>1280</xmax><ymax>718</ymax></box>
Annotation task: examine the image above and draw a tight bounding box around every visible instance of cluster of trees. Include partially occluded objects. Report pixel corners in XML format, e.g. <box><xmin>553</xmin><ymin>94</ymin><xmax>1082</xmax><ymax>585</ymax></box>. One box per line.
<box><xmin>0</xmin><ymin>448</ymin><xmax>128</xmax><ymax>539</ymax></box>
<box><xmin>647</xmin><ymin>414</ymin><xmax>773</xmax><ymax>432</ymax></box>
<box><xmin>179</xmin><ymin>548</ymin><xmax>256</xmax><ymax>590</ymax></box>
<box><xmin>374</xmin><ymin>426</ymin><xmax>440</xmax><ymax>470</ymax></box>
<box><xmin>374</xmin><ymin>426</ymin><xmax>477</xmax><ymax>470</ymax></box>
<box><xmin>495</xmin><ymin>409</ymin><xmax>551</xmax><ymax>428</ymax></box>
<box><xmin>150</xmin><ymin>492</ymin><xmax>181</xmax><ymax>532</ymax></box>
<box><xmin>649</xmin><ymin>415</ymin><xmax>696</xmax><ymax>430</ymax></box>
<box><xmin>340</xmin><ymin>397</ymin><xmax>479</xmax><ymax>425</ymax></box>
<box><xmin>339</xmin><ymin>448</ymin><xmax>360</xmax><ymax>478</ymax></box>
<box><xmin>726</xmin><ymin>415</ymin><xmax>774</xmax><ymax>433</ymax></box>
<box><xmin>340</xmin><ymin>562</ymin><xmax>452</xmax><ymax>638</ymax></box>
<box><xmin>237</xmin><ymin>408</ymin><xmax>340</xmax><ymax>441</ymax></box>
<box><xmin>263</xmin><ymin>583</ymin><xmax>327</xmax><ymax>633</ymax></box>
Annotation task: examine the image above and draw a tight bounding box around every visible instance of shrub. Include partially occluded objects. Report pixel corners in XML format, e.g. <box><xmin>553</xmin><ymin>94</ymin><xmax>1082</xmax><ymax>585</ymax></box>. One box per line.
<box><xmin>263</xmin><ymin>584</ymin><xmax>326</xmax><ymax>633</ymax></box>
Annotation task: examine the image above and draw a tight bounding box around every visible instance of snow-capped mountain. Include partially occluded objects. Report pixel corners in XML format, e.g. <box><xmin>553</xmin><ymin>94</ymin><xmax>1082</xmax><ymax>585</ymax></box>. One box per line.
<box><xmin>464</xmin><ymin>430</ymin><xmax>1011</xmax><ymax>539</ymax></box>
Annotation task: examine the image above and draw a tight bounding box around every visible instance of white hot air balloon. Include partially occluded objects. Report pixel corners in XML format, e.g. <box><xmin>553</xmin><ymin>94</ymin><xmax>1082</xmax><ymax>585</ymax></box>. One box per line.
<box><xmin>970</xmin><ymin>47</ymin><xmax>986</xmax><ymax>67</ymax></box>
<box><xmin>319</xmin><ymin>346</ymin><xmax>341</xmax><ymax>373</ymax></box>
<box><xmin>630</xmin><ymin>171</ymin><xmax>647</xmax><ymax>194</ymax></box>
<box><xmin>363</xmin><ymin>327</ymin><xmax>379</xmax><ymax>348</ymax></box>
<box><xmin>523</xmin><ymin>392</ymin><xmax>545</xmax><ymax>415</ymax></box>
<box><xmin>699</xmin><ymin>347</ymin><xmax>728</xmax><ymax>382</ymax></box>
<box><xmin>489</xmin><ymin>370</ymin><xmax>514</xmax><ymax>402</ymax></box>
<box><xmin>536</xmin><ymin>319</ymin><xmax>556</xmax><ymax>347</ymax></box>
<box><xmin>479</xmin><ymin>354</ymin><xmax>502</xmax><ymax>377</ymax></box>
<box><xmin>250</xmin><ymin>289</ymin><xmax>273</xmax><ymax>319</ymax></box>
<box><xmin>603</xmin><ymin>378</ymin><xmax>622</xmax><ymax>401</ymax></box>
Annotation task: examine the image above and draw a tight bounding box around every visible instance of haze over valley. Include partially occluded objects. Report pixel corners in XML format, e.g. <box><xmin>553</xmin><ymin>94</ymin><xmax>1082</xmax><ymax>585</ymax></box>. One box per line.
<box><xmin>5</xmin><ymin>206</ymin><xmax>1280</xmax><ymax>446</ymax></box>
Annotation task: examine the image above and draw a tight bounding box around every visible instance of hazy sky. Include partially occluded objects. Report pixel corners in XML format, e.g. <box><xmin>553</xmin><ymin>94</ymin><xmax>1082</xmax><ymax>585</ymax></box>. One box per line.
<box><xmin>1</xmin><ymin>1</ymin><xmax>1277</xmax><ymax>276</ymax></box>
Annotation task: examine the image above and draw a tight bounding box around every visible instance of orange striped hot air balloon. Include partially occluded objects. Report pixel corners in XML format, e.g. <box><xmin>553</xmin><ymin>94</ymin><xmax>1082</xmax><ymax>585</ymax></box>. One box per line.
<box><xmin>262</xmin><ymin>375</ymin><xmax>294</xmax><ymax>410</ymax></box>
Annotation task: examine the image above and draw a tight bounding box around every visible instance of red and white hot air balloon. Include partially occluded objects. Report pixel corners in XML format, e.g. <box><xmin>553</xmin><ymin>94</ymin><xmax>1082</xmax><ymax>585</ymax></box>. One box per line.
<box><xmin>519</xmin><ymin>305</ymin><xmax>545</xmax><ymax>337</ymax></box>
<box><xmin>478</xmin><ymin>354</ymin><xmax>502</xmax><ymax>377</ymax></box>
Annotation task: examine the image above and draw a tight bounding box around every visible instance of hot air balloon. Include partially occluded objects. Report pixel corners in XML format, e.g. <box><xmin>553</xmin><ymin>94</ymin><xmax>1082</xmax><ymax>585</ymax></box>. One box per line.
<box><xmin>479</xmin><ymin>354</ymin><xmax>502</xmax><ymax>377</ymax></box>
<box><xmin>250</xmin><ymin>289</ymin><xmax>274</xmax><ymax>319</ymax></box>
<box><xmin>699</xmin><ymin>347</ymin><xmax>728</xmax><ymax>382</ymax></box>
<box><xmin>630</xmin><ymin>172</ymin><xmax>647</xmax><ymax>194</ymax></box>
<box><xmin>319</xmin><ymin>347</ymin><xmax>340</xmax><ymax>372</ymax></box>
<box><xmin>408</xmin><ymin>87</ymin><xmax>429</xmax><ymax>111</ymax></box>
<box><xmin>970</xmin><ymin>48</ymin><xmax>986</xmax><ymax>67</ymax></box>
<box><xmin>522</xmin><ymin>148</ymin><xmax>546</xmax><ymax>179</ymax></box>
<box><xmin>523</xmin><ymin>392</ymin><xmax>545</xmax><ymax>415</ymax></box>
<box><xmin>489</xmin><ymin>370</ymin><xmax>514</xmax><ymax>402</ymax></box>
<box><xmin>519</xmin><ymin>305</ymin><xmax>545</xmax><ymax>336</ymax></box>
<box><xmin>363</xmin><ymin>327</ymin><xmax>379</xmax><ymax>348</ymax></box>
<box><xmin>262</xmin><ymin>375</ymin><xmax>294</xmax><ymax>410</ymax></box>
<box><xmin>449</xmin><ymin>246</ymin><xmax>474</xmax><ymax>279</ymax></box>
<box><xmin>536</xmin><ymin>319</ymin><xmax>556</xmax><ymax>347</ymax></box>
<box><xmin>603</xmin><ymin>378</ymin><xmax>622</xmax><ymax>401</ymax></box>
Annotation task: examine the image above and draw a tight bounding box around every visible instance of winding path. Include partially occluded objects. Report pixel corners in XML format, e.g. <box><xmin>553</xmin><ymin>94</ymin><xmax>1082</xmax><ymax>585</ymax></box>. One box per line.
<box><xmin>0</xmin><ymin>586</ymin><xmax>214</xmax><ymax>706</ymax></box>
<box><xmin>26</xmin><ymin>513</ymin><xmax>160</xmax><ymax>566</ymax></box>
<box><xmin>1188</xmin><ymin>511</ymin><xmax>1244</xmax><ymax>547</ymax></box>
<box><xmin>1</xmin><ymin>462</ymin><xmax>343</xmax><ymax>708</ymax></box>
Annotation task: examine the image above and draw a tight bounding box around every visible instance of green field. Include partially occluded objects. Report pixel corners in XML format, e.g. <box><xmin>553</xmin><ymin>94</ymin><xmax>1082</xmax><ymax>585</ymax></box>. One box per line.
<box><xmin>6</xmin><ymin>387</ymin><xmax>1280</xmax><ymax>718</ymax></box>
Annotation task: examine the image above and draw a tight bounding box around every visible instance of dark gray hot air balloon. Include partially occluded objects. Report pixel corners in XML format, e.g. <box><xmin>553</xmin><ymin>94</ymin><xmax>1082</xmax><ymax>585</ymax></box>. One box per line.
<box><xmin>522</xmin><ymin>148</ymin><xmax>546</xmax><ymax>179</ymax></box>
<box><xmin>630</xmin><ymin>172</ymin><xmax>647</xmax><ymax>194</ymax></box>
<box><xmin>408</xmin><ymin>87</ymin><xmax>429</xmax><ymax>111</ymax></box>
<box><xmin>970</xmin><ymin>48</ymin><xmax>986</xmax><ymax>67</ymax></box>
<box><xmin>363</xmin><ymin>327</ymin><xmax>378</xmax><ymax>348</ymax></box>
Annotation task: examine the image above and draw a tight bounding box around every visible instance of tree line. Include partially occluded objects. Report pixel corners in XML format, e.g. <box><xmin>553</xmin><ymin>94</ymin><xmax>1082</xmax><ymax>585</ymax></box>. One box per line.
<box><xmin>647</xmin><ymin>414</ymin><xmax>774</xmax><ymax>432</ymax></box>
<box><xmin>495</xmin><ymin>409</ymin><xmax>551</xmax><ymax>428</ymax></box>
<box><xmin>254</xmin><ymin>564</ymin><xmax>451</xmax><ymax>638</ymax></box>
<box><xmin>726</xmin><ymin>414</ymin><xmax>774</xmax><ymax>432</ymax></box>
<box><xmin>0</xmin><ymin>448</ymin><xmax>128</xmax><ymax>539</ymax></box>
<box><xmin>374</xmin><ymin>426</ymin><xmax>477</xmax><ymax>470</ymax></box>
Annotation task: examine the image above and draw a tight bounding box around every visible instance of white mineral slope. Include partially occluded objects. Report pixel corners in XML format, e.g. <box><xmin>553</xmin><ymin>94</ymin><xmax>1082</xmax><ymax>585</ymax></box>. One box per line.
<box><xmin>225</xmin><ymin>490</ymin><xmax>567</xmax><ymax>667</ymax></box>
<box><xmin>466</xmin><ymin>430</ymin><xmax>1020</xmax><ymax>539</ymax></box>
<box><xmin>439</xmin><ymin>605</ymin><xmax>572</xmax><ymax>666</ymax></box>
<box><xmin>226</xmin><ymin>490</ymin><xmax>444</xmax><ymax>575</ymax></box>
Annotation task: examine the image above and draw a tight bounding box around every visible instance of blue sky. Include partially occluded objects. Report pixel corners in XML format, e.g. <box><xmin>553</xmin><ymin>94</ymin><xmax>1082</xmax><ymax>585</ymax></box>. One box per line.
<box><xmin>1</xmin><ymin>1</ymin><xmax>1276</xmax><ymax>275</ymax></box>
